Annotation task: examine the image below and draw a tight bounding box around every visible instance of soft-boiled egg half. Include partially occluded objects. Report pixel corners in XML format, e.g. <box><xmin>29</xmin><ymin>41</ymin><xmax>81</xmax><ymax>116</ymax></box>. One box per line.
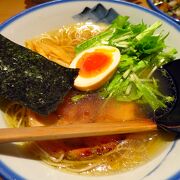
<box><xmin>70</xmin><ymin>46</ymin><xmax>121</xmax><ymax>91</ymax></box>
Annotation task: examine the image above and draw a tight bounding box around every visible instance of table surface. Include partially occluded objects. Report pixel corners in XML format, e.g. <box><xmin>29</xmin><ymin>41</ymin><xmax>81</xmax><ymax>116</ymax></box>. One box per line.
<box><xmin>0</xmin><ymin>0</ymin><xmax>150</xmax><ymax>24</ymax></box>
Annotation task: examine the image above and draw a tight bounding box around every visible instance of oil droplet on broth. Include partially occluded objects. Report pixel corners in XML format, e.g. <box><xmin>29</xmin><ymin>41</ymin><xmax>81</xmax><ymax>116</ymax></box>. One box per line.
<box><xmin>24</xmin><ymin>92</ymin><xmax>175</xmax><ymax>175</ymax></box>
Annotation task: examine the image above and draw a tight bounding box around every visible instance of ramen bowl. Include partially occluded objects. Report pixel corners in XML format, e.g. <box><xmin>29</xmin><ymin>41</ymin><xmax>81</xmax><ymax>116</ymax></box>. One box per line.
<box><xmin>0</xmin><ymin>0</ymin><xmax>180</xmax><ymax>180</ymax></box>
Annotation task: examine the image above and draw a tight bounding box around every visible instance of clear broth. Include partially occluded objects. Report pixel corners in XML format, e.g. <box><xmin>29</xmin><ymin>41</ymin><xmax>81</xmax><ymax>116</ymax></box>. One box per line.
<box><xmin>22</xmin><ymin>92</ymin><xmax>174</xmax><ymax>175</ymax></box>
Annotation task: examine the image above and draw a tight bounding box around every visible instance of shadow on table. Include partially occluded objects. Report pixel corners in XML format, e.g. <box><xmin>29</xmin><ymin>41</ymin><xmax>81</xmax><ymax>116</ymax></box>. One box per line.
<box><xmin>24</xmin><ymin>0</ymin><xmax>53</xmax><ymax>8</ymax></box>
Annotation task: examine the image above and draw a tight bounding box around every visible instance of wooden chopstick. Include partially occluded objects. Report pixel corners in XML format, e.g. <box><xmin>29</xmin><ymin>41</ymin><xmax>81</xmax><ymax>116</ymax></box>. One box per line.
<box><xmin>0</xmin><ymin>119</ymin><xmax>157</xmax><ymax>144</ymax></box>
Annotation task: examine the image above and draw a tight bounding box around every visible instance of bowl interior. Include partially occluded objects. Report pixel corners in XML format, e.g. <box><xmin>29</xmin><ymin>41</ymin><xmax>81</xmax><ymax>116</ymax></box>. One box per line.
<box><xmin>0</xmin><ymin>1</ymin><xmax>180</xmax><ymax>180</ymax></box>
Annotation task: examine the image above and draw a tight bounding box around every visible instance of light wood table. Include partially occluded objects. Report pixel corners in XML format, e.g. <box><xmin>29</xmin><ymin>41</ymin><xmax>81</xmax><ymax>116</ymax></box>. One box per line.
<box><xmin>0</xmin><ymin>0</ymin><xmax>150</xmax><ymax>24</ymax></box>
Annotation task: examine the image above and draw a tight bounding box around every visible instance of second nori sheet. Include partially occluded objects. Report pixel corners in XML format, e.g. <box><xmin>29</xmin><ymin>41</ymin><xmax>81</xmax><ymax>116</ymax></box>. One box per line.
<box><xmin>0</xmin><ymin>34</ymin><xmax>78</xmax><ymax>115</ymax></box>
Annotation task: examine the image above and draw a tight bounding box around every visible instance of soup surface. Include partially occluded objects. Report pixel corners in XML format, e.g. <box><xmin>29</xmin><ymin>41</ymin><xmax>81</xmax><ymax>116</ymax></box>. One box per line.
<box><xmin>4</xmin><ymin>91</ymin><xmax>173</xmax><ymax>175</ymax></box>
<box><xmin>3</xmin><ymin>22</ymin><xmax>174</xmax><ymax>175</ymax></box>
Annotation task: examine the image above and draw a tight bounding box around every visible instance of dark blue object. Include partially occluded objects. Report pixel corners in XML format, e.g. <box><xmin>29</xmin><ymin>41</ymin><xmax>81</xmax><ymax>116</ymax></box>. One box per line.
<box><xmin>100</xmin><ymin>8</ymin><xmax>119</xmax><ymax>24</ymax></box>
<box><xmin>155</xmin><ymin>59</ymin><xmax>180</xmax><ymax>133</ymax></box>
<box><xmin>73</xmin><ymin>3</ymin><xmax>119</xmax><ymax>23</ymax></box>
<box><xmin>91</xmin><ymin>4</ymin><xmax>108</xmax><ymax>20</ymax></box>
<box><xmin>143</xmin><ymin>64</ymin><xmax>180</xmax><ymax>134</ymax></box>
<box><xmin>153</xmin><ymin>68</ymin><xmax>177</xmax><ymax>119</ymax></box>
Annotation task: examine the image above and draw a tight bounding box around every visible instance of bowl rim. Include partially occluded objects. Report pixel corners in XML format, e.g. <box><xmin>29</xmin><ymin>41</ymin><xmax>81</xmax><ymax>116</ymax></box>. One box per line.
<box><xmin>146</xmin><ymin>0</ymin><xmax>180</xmax><ymax>25</ymax></box>
<box><xmin>0</xmin><ymin>0</ymin><xmax>179</xmax><ymax>179</ymax></box>
<box><xmin>0</xmin><ymin>161</ymin><xmax>24</xmax><ymax>180</ymax></box>
<box><xmin>0</xmin><ymin>0</ymin><xmax>180</xmax><ymax>31</ymax></box>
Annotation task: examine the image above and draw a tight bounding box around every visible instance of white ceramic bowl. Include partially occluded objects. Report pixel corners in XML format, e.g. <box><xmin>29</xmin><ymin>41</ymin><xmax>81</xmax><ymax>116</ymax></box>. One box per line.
<box><xmin>0</xmin><ymin>0</ymin><xmax>180</xmax><ymax>179</ymax></box>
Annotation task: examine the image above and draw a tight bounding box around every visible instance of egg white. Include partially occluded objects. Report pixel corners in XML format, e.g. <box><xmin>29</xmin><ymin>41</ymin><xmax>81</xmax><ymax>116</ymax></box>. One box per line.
<box><xmin>70</xmin><ymin>46</ymin><xmax>121</xmax><ymax>91</ymax></box>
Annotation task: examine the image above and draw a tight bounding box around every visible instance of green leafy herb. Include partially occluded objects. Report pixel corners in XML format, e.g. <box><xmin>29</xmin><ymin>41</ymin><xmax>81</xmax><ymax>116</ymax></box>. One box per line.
<box><xmin>71</xmin><ymin>94</ymin><xmax>86</xmax><ymax>103</ymax></box>
<box><xmin>75</xmin><ymin>16</ymin><xmax>177</xmax><ymax>110</ymax></box>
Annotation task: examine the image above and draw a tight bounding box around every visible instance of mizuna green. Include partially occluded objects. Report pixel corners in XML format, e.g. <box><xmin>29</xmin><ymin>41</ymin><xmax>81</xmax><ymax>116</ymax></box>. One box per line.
<box><xmin>75</xmin><ymin>16</ymin><xmax>177</xmax><ymax>110</ymax></box>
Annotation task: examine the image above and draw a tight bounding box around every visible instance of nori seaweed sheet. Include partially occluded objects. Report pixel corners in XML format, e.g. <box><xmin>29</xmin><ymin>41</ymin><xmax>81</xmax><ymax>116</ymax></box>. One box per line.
<box><xmin>0</xmin><ymin>34</ymin><xmax>78</xmax><ymax>115</ymax></box>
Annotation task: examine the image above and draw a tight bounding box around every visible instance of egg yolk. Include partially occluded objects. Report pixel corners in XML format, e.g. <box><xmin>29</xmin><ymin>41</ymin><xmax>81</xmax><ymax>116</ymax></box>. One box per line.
<box><xmin>76</xmin><ymin>50</ymin><xmax>112</xmax><ymax>78</ymax></box>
